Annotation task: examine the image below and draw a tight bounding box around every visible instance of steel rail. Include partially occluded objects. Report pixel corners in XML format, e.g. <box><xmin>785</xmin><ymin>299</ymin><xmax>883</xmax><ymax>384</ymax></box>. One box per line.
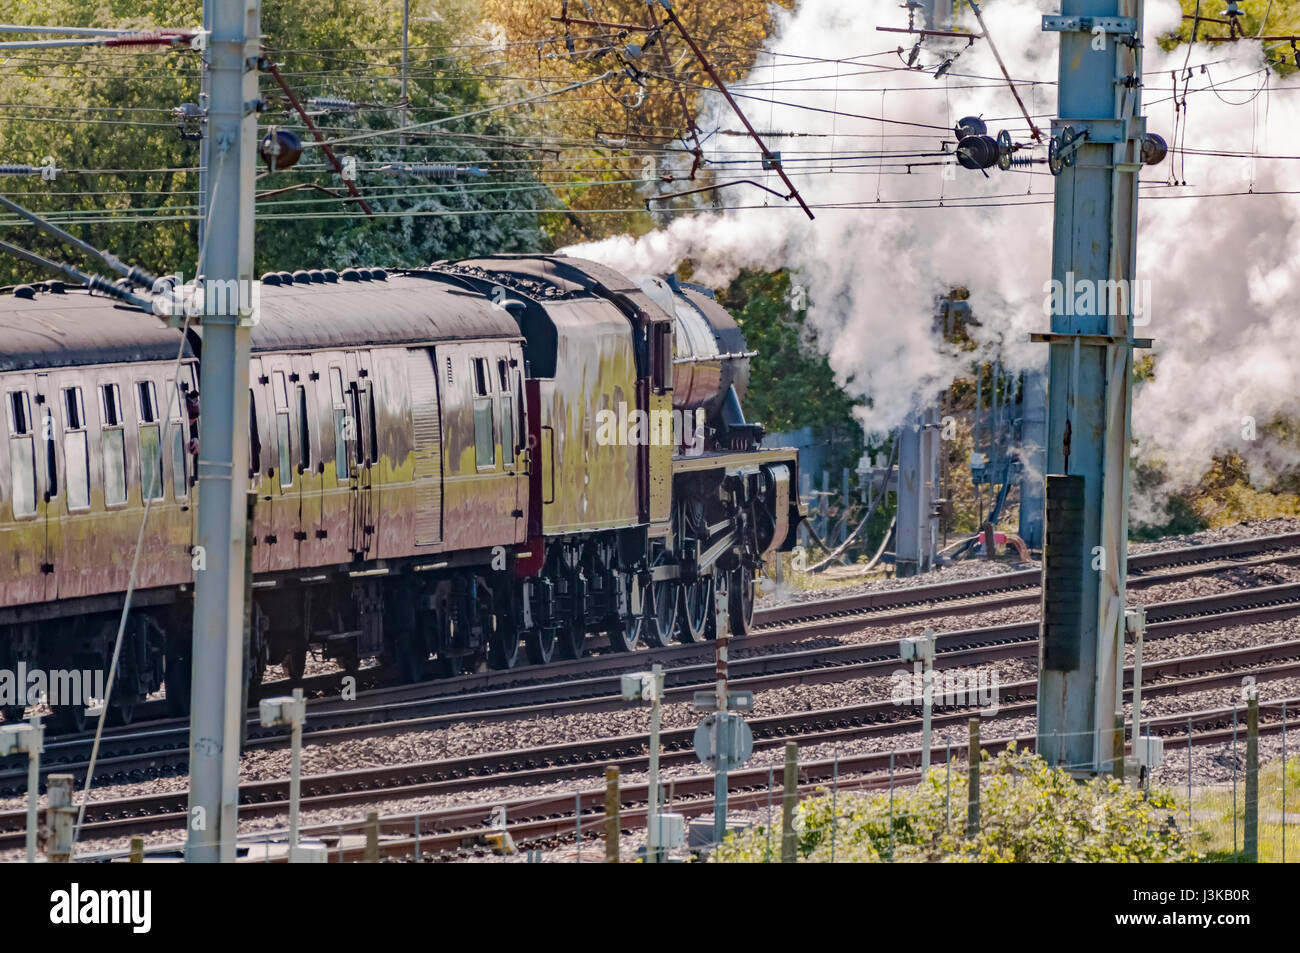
<box><xmin>71</xmin><ymin>695</ymin><xmax>1300</xmax><ymax>862</ymax></box>
<box><xmin>6</xmin><ymin>631</ymin><xmax>1298</xmax><ymax>853</ymax></box>
<box><xmin>8</xmin><ymin>569</ymin><xmax>1300</xmax><ymax>794</ymax></box>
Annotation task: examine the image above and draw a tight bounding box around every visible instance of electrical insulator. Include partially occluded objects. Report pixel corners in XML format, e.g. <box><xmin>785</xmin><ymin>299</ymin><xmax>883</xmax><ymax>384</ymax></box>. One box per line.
<box><xmin>0</xmin><ymin>158</ymin><xmax>59</xmax><ymax>180</ymax></box>
<box><xmin>996</xmin><ymin>129</ymin><xmax>1013</xmax><ymax>171</ymax></box>
<box><xmin>956</xmin><ymin>134</ymin><xmax>999</xmax><ymax>170</ymax></box>
<box><xmin>259</xmin><ymin>128</ymin><xmax>303</xmax><ymax>171</ymax></box>
<box><xmin>954</xmin><ymin>116</ymin><xmax>987</xmax><ymax>141</ymax></box>
<box><xmin>307</xmin><ymin>97</ymin><xmax>356</xmax><ymax>112</ymax></box>
<box><xmin>377</xmin><ymin>164</ymin><xmax>487</xmax><ymax>178</ymax></box>
<box><xmin>1141</xmin><ymin>133</ymin><xmax>1168</xmax><ymax>166</ymax></box>
<box><xmin>173</xmin><ymin>103</ymin><xmax>203</xmax><ymax>141</ymax></box>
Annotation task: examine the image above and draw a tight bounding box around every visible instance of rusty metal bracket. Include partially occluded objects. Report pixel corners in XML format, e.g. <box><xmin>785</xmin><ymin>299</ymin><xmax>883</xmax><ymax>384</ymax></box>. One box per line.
<box><xmin>652</xmin><ymin>1</ymin><xmax>815</xmax><ymax>219</ymax></box>
<box><xmin>262</xmin><ymin>54</ymin><xmax>374</xmax><ymax>216</ymax></box>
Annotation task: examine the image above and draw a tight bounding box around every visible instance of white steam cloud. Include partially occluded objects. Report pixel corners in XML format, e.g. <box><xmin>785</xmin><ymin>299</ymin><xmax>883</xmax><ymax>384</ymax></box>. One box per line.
<box><xmin>561</xmin><ymin>0</ymin><xmax>1300</xmax><ymax>523</ymax></box>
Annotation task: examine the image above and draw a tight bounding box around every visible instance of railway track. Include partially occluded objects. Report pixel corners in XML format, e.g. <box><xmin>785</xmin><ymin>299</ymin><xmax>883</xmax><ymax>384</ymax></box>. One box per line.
<box><xmin>4</xmin><ymin>620</ymin><xmax>1297</xmax><ymax>854</ymax></box>
<box><xmin>7</xmin><ymin>530</ymin><xmax>1300</xmax><ymax>789</ymax></box>
<box><xmin>5</xmin><ymin>542</ymin><xmax>1300</xmax><ymax>796</ymax></box>
<box><xmin>69</xmin><ymin>693</ymin><xmax>1300</xmax><ymax>862</ymax></box>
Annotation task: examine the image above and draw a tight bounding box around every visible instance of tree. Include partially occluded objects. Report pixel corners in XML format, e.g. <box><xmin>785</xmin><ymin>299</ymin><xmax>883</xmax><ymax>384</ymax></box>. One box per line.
<box><xmin>718</xmin><ymin>269</ymin><xmax>864</xmax><ymax>471</ymax></box>
<box><xmin>0</xmin><ymin>0</ymin><xmax>547</xmax><ymax>286</ymax></box>
<box><xmin>478</xmin><ymin>0</ymin><xmax>795</xmax><ymax>247</ymax></box>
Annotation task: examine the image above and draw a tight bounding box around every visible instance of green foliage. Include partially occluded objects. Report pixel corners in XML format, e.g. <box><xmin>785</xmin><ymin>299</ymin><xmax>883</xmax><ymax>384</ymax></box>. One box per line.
<box><xmin>714</xmin><ymin>747</ymin><xmax>1201</xmax><ymax>863</ymax></box>
<box><xmin>0</xmin><ymin>0</ymin><xmax>546</xmax><ymax>285</ymax></box>
<box><xmin>1162</xmin><ymin>1</ymin><xmax>1300</xmax><ymax>76</ymax></box>
<box><xmin>717</xmin><ymin>269</ymin><xmax>864</xmax><ymax>470</ymax></box>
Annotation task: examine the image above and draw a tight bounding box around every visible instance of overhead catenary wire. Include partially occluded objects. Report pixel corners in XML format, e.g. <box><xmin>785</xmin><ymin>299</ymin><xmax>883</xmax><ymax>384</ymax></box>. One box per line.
<box><xmin>0</xmin><ymin>239</ymin><xmax>154</xmax><ymax>308</ymax></box>
<box><xmin>0</xmin><ymin>193</ymin><xmax>160</xmax><ymax>288</ymax></box>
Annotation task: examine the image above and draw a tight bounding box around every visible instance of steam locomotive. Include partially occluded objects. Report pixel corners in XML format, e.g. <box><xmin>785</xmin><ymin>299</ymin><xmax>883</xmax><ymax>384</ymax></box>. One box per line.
<box><xmin>0</xmin><ymin>255</ymin><xmax>800</xmax><ymax>729</ymax></box>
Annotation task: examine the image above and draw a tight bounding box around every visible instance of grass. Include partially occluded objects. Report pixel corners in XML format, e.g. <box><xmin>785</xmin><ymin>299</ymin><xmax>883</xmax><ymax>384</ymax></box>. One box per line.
<box><xmin>1179</xmin><ymin>757</ymin><xmax>1300</xmax><ymax>862</ymax></box>
<box><xmin>755</xmin><ymin>552</ymin><xmax>887</xmax><ymax>598</ymax></box>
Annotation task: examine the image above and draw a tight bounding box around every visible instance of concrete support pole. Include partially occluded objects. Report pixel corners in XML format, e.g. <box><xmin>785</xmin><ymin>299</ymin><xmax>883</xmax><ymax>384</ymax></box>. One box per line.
<box><xmin>1035</xmin><ymin>0</ymin><xmax>1146</xmax><ymax>775</ymax></box>
<box><xmin>645</xmin><ymin>663</ymin><xmax>663</xmax><ymax>863</ymax></box>
<box><xmin>1</xmin><ymin>716</ymin><xmax>43</xmax><ymax>863</ymax></box>
<box><xmin>130</xmin><ymin>837</ymin><xmax>144</xmax><ymax>863</ymax></box>
<box><xmin>897</xmin><ymin>409</ymin><xmax>939</xmax><ymax>576</ymax></box>
<box><xmin>840</xmin><ymin>467</ymin><xmax>849</xmax><ymax>545</ymax></box>
<box><xmin>604</xmin><ymin>765</ymin><xmax>620</xmax><ymax>863</ymax></box>
<box><xmin>46</xmin><ymin>774</ymin><xmax>74</xmax><ymax>862</ymax></box>
<box><xmin>712</xmin><ymin>623</ymin><xmax>730</xmax><ymax>847</ymax></box>
<box><xmin>1113</xmin><ymin>713</ymin><xmax>1125</xmax><ymax>780</ymax></box>
<box><xmin>25</xmin><ymin>714</ymin><xmax>40</xmax><ymax>864</ymax></box>
<box><xmin>289</xmin><ymin>688</ymin><xmax>303</xmax><ymax>851</ymax></box>
<box><xmin>197</xmin><ymin>0</ymin><xmax>211</xmax><ymax>251</ymax></box>
<box><xmin>780</xmin><ymin>742</ymin><xmax>798</xmax><ymax>862</ymax></box>
<box><xmin>1018</xmin><ymin>367</ymin><xmax>1047</xmax><ymax>549</ymax></box>
<box><xmin>967</xmin><ymin>718</ymin><xmax>980</xmax><ymax>837</ymax></box>
<box><xmin>185</xmin><ymin>0</ymin><xmax>259</xmax><ymax>863</ymax></box>
<box><xmin>364</xmin><ymin>811</ymin><xmax>380</xmax><ymax>862</ymax></box>
<box><xmin>400</xmin><ymin>0</ymin><xmax>410</xmax><ymax>139</ymax></box>
<box><xmin>1244</xmin><ymin>693</ymin><xmax>1258</xmax><ymax>862</ymax></box>
<box><xmin>920</xmin><ymin>656</ymin><xmax>934</xmax><ymax>777</ymax></box>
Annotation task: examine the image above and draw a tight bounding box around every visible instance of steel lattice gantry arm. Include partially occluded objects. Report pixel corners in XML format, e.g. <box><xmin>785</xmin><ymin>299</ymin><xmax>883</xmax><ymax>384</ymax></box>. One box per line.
<box><xmin>1035</xmin><ymin>0</ymin><xmax>1151</xmax><ymax>774</ymax></box>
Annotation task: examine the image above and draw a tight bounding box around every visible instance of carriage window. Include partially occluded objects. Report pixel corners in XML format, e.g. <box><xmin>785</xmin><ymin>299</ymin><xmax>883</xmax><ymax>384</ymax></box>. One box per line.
<box><xmin>367</xmin><ymin>384</ymin><xmax>378</xmax><ymax>466</ymax></box>
<box><xmin>172</xmin><ymin>384</ymin><xmax>188</xmax><ymax>499</ymax></box>
<box><xmin>652</xmin><ymin>323</ymin><xmax>674</xmax><ymax>392</ymax></box>
<box><xmin>349</xmin><ymin>384</ymin><xmax>364</xmax><ymax>469</ymax></box>
<box><xmin>9</xmin><ymin>391</ymin><xmax>30</xmax><ymax>433</ymax></box>
<box><xmin>43</xmin><ymin>407</ymin><xmax>57</xmax><ymax>499</ymax></box>
<box><xmin>330</xmin><ymin>366</ymin><xmax>348</xmax><ymax>482</ymax></box>
<box><xmin>136</xmin><ymin>381</ymin><xmax>162</xmax><ymax>501</ymax></box>
<box><xmin>64</xmin><ymin>387</ymin><xmax>84</xmax><ymax>429</ymax></box>
<box><xmin>497</xmin><ymin>359</ymin><xmax>514</xmax><ymax>464</ymax></box>
<box><xmin>471</xmin><ymin>358</ymin><xmax>494</xmax><ymax>469</ymax></box>
<box><xmin>247</xmin><ymin>390</ymin><xmax>261</xmax><ymax>484</ymax></box>
<box><xmin>62</xmin><ymin>386</ymin><xmax>89</xmax><ymax>510</ymax></box>
<box><xmin>101</xmin><ymin>383</ymin><xmax>121</xmax><ymax>426</ymax></box>
<box><xmin>136</xmin><ymin>381</ymin><xmax>157</xmax><ymax>424</ymax></box>
<box><xmin>99</xmin><ymin>384</ymin><xmax>127</xmax><ymax>507</ymax></box>
<box><xmin>8</xmin><ymin>391</ymin><xmax>36</xmax><ymax>518</ymax></box>
<box><xmin>297</xmin><ymin>385</ymin><xmax>311</xmax><ymax>473</ymax></box>
<box><xmin>273</xmin><ymin>371</ymin><xmax>292</xmax><ymax>489</ymax></box>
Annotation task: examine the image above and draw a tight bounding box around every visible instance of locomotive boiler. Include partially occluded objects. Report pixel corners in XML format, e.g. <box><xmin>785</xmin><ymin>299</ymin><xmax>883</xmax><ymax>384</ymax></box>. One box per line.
<box><xmin>0</xmin><ymin>255</ymin><xmax>800</xmax><ymax>730</ymax></box>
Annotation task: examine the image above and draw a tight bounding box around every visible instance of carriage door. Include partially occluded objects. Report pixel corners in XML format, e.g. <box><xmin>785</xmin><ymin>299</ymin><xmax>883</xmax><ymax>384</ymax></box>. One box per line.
<box><xmin>247</xmin><ymin>359</ymin><xmax>270</xmax><ymax>575</ymax></box>
<box><xmin>291</xmin><ymin>354</ymin><xmax>325</xmax><ymax>566</ymax></box>
<box><xmin>496</xmin><ymin>354</ymin><xmax>525</xmax><ymax>543</ymax></box>
<box><xmin>408</xmin><ymin>348</ymin><xmax>443</xmax><ymax>547</ymax></box>
<box><xmin>343</xmin><ymin>351</ymin><xmax>377</xmax><ymax>560</ymax></box>
<box><xmin>4</xmin><ymin>379</ymin><xmax>47</xmax><ymax>604</ymax></box>
<box><xmin>34</xmin><ymin>374</ymin><xmax>59</xmax><ymax>599</ymax></box>
<box><xmin>261</xmin><ymin>359</ymin><xmax>299</xmax><ymax>572</ymax></box>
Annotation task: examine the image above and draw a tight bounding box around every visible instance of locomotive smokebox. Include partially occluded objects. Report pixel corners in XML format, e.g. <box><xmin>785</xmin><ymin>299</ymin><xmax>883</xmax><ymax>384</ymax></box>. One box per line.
<box><xmin>638</xmin><ymin>275</ymin><xmax>752</xmax><ymax>418</ymax></box>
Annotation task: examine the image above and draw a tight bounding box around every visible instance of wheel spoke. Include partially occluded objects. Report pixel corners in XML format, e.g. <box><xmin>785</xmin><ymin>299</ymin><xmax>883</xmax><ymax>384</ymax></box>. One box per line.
<box><xmin>677</xmin><ymin>576</ymin><xmax>714</xmax><ymax>642</ymax></box>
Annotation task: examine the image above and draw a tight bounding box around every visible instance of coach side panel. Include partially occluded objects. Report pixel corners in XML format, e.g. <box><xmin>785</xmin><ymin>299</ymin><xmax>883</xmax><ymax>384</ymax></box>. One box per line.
<box><xmin>0</xmin><ymin>362</ymin><xmax>196</xmax><ymax>611</ymax></box>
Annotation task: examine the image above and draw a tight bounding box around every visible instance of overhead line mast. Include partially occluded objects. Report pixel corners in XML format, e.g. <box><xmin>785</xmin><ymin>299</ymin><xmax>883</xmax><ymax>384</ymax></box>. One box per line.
<box><xmin>1036</xmin><ymin>0</ymin><xmax>1155</xmax><ymax>774</ymax></box>
<box><xmin>185</xmin><ymin>0</ymin><xmax>261</xmax><ymax>863</ymax></box>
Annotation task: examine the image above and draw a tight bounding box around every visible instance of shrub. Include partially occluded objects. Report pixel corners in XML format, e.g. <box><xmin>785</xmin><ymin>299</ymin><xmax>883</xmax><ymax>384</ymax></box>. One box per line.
<box><xmin>714</xmin><ymin>746</ymin><xmax>1200</xmax><ymax>863</ymax></box>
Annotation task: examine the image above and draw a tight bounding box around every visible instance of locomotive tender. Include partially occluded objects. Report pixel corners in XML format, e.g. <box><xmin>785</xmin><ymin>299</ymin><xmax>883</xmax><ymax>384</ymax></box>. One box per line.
<box><xmin>0</xmin><ymin>255</ymin><xmax>800</xmax><ymax>728</ymax></box>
